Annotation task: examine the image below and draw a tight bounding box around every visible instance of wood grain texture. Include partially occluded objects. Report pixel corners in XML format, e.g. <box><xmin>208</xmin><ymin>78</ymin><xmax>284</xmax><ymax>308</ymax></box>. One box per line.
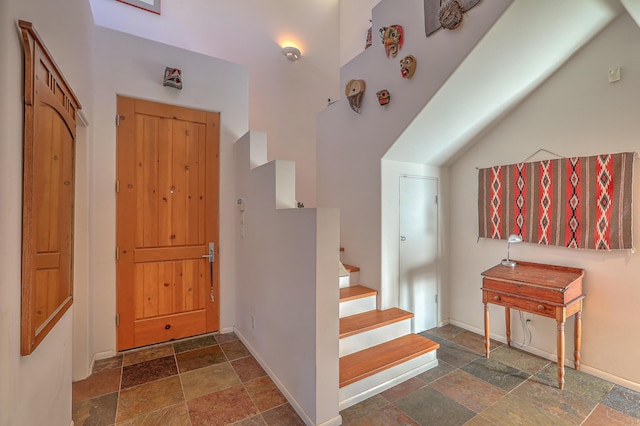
<box><xmin>116</xmin><ymin>96</ymin><xmax>220</xmax><ymax>351</ymax></box>
<box><xmin>343</xmin><ymin>264</ymin><xmax>360</xmax><ymax>273</ymax></box>
<box><xmin>339</xmin><ymin>285</ymin><xmax>377</xmax><ymax>303</ymax></box>
<box><xmin>340</xmin><ymin>308</ymin><xmax>413</xmax><ymax>339</ymax></box>
<box><xmin>19</xmin><ymin>20</ymin><xmax>79</xmax><ymax>355</ymax></box>
<box><xmin>482</xmin><ymin>261</ymin><xmax>585</xmax><ymax>389</ymax></box>
<box><xmin>339</xmin><ymin>334</ymin><xmax>439</xmax><ymax>388</ymax></box>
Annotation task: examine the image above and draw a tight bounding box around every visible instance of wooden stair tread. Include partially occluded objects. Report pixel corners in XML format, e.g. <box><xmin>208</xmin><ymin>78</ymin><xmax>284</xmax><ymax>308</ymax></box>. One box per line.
<box><xmin>339</xmin><ymin>334</ymin><xmax>439</xmax><ymax>388</ymax></box>
<box><xmin>339</xmin><ymin>285</ymin><xmax>377</xmax><ymax>302</ymax></box>
<box><xmin>340</xmin><ymin>308</ymin><xmax>413</xmax><ymax>339</ymax></box>
<box><xmin>343</xmin><ymin>264</ymin><xmax>360</xmax><ymax>273</ymax></box>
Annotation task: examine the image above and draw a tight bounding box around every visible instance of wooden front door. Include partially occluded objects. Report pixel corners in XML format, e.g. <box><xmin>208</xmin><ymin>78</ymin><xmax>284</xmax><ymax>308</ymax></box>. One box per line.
<box><xmin>116</xmin><ymin>96</ymin><xmax>220</xmax><ymax>351</ymax></box>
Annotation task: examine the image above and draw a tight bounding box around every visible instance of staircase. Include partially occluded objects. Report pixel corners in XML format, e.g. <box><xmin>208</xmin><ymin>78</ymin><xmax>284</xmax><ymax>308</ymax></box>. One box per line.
<box><xmin>337</xmin><ymin>250</ymin><xmax>439</xmax><ymax>410</ymax></box>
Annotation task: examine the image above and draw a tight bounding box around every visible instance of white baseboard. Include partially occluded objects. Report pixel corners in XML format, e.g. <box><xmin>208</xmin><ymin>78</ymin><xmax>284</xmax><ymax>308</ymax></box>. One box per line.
<box><xmin>447</xmin><ymin>319</ymin><xmax>640</xmax><ymax>393</ymax></box>
<box><xmin>316</xmin><ymin>415</ymin><xmax>343</xmax><ymax>426</ymax></box>
<box><xmin>219</xmin><ymin>325</ymin><xmax>235</xmax><ymax>334</ymax></box>
<box><xmin>234</xmin><ymin>327</ymin><xmax>316</xmax><ymax>426</ymax></box>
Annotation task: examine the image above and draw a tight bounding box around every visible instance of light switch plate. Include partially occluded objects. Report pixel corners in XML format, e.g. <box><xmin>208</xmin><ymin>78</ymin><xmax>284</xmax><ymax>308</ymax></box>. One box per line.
<box><xmin>608</xmin><ymin>66</ymin><xmax>621</xmax><ymax>83</ymax></box>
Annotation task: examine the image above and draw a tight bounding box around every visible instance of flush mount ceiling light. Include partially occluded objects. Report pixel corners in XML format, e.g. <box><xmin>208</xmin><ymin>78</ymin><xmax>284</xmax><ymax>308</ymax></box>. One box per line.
<box><xmin>282</xmin><ymin>46</ymin><xmax>301</xmax><ymax>61</ymax></box>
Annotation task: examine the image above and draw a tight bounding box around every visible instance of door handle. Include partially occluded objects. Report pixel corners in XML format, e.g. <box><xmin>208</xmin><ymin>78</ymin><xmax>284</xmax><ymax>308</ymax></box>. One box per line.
<box><xmin>400</xmin><ymin>236</ymin><xmax>406</xmax><ymax>241</ymax></box>
<box><xmin>202</xmin><ymin>243</ymin><xmax>215</xmax><ymax>302</ymax></box>
<box><xmin>202</xmin><ymin>242</ymin><xmax>214</xmax><ymax>262</ymax></box>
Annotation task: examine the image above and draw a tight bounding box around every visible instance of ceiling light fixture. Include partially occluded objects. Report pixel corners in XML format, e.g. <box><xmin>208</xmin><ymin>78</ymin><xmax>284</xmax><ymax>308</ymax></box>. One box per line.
<box><xmin>282</xmin><ymin>46</ymin><xmax>301</xmax><ymax>61</ymax></box>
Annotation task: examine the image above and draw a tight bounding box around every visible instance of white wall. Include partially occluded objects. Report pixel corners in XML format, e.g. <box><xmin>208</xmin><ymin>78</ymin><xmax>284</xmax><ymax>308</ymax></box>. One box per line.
<box><xmin>89</xmin><ymin>0</ymin><xmax>341</xmax><ymax>207</ymax></box>
<box><xmin>317</xmin><ymin>0</ymin><xmax>511</xmax><ymax>293</ymax></box>
<box><xmin>234</xmin><ymin>132</ymin><xmax>340</xmax><ymax>425</ymax></box>
<box><xmin>0</xmin><ymin>0</ymin><xmax>95</xmax><ymax>424</ymax></box>
<box><xmin>339</xmin><ymin>0</ymin><xmax>381</xmax><ymax>66</ymax></box>
<box><xmin>449</xmin><ymin>12</ymin><xmax>640</xmax><ymax>389</ymax></box>
<box><xmin>84</xmin><ymin>27</ymin><xmax>249</xmax><ymax>370</ymax></box>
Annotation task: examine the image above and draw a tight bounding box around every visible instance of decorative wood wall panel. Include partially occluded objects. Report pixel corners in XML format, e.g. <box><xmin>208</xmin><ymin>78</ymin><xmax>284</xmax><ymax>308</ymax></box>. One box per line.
<box><xmin>478</xmin><ymin>152</ymin><xmax>635</xmax><ymax>251</ymax></box>
<box><xmin>19</xmin><ymin>20</ymin><xmax>81</xmax><ymax>355</ymax></box>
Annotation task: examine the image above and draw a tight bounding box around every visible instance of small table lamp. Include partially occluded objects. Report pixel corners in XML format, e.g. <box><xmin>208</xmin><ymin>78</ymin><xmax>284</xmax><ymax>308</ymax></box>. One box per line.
<box><xmin>501</xmin><ymin>234</ymin><xmax>523</xmax><ymax>267</ymax></box>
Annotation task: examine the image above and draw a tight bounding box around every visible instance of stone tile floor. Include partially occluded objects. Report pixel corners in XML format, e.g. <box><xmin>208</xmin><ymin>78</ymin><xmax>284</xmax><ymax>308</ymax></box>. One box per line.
<box><xmin>72</xmin><ymin>332</ymin><xmax>304</xmax><ymax>425</ymax></box>
<box><xmin>73</xmin><ymin>325</ymin><xmax>640</xmax><ymax>425</ymax></box>
<box><xmin>342</xmin><ymin>325</ymin><xmax>640</xmax><ymax>425</ymax></box>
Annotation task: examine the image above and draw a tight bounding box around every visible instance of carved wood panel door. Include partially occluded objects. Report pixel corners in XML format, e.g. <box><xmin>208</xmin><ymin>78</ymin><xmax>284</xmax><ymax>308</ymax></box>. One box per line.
<box><xmin>116</xmin><ymin>96</ymin><xmax>220</xmax><ymax>351</ymax></box>
<box><xmin>19</xmin><ymin>20</ymin><xmax>80</xmax><ymax>355</ymax></box>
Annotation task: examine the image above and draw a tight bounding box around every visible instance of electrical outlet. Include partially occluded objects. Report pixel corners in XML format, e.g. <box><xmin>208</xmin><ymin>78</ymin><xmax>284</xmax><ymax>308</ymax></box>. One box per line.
<box><xmin>524</xmin><ymin>313</ymin><xmax>534</xmax><ymax>325</ymax></box>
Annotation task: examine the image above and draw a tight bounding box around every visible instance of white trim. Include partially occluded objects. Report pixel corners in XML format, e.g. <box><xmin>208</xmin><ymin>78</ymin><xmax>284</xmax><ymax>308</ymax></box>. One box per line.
<box><xmin>219</xmin><ymin>326</ymin><xmax>235</xmax><ymax>334</ymax></box>
<box><xmin>77</xmin><ymin>109</ymin><xmax>89</xmax><ymax>127</ymax></box>
<box><xmin>339</xmin><ymin>355</ymin><xmax>438</xmax><ymax>411</ymax></box>
<box><xmin>79</xmin><ymin>350</ymin><xmax>117</xmax><ymax>381</ymax></box>
<box><xmin>448</xmin><ymin>319</ymin><xmax>640</xmax><ymax>393</ymax></box>
<box><xmin>339</xmin><ymin>319</ymin><xmax>412</xmax><ymax>357</ymax></box>
<box><xmin>339</xmin><ymin>295</ymin><xmax>376</xmax><ymax>318</ymax></box>
<box><xmin>316</xmin><ymin>415</ymin><xmax>343</xmax><ymax>426</ymax></box>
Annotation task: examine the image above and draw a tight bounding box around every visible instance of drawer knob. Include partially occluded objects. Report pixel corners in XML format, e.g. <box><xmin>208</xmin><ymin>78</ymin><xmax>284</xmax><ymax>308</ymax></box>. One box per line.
<box><xmin>165</xmin><ymin>324</ymin><xmax>171</xmax><ymax>330</ymax></box>
<box><xmin>494</xmin><ymin>295</ymin><xmax>501</xmax><ymax>301</ymax></box>
<box><xmin>537</xmin><ymin>305</ymin><xmax>545</xmax><ymax>311</ymax></box>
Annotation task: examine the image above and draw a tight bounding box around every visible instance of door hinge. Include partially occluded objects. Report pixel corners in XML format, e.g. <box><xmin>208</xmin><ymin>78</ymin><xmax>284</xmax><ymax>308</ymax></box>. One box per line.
<box><xmin>116</xmin><ymin>247</ymin><xmax>120</xmax><ymax>261</ymax></box>
<box><xmin>116</xmin><ymin>313</ymin><xmax>120</xmax><ymax>327</ymax></box>
<box><xmin>116</xmin><ymin>114</ymin><xmax>121</xmax><ymax>126</ymax></box>
<box><xmin>116</xmin><ymin>180</ymin><xmax>120</xmax><ymax>193</ymax></box>
<box><xmin>435</xmin><ymin>195</ymin><xmax>438</xmax><ymax>204</ymax></box>
<box><xmin>435</xmin><ymin>294</ymin><xmax>438</xmax><ymax>304</ymax></box>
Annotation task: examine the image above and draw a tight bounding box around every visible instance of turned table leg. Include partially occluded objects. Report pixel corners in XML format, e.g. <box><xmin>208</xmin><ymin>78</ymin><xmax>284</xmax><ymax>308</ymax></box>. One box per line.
<box><xmin>557</xmin><ymin>320</ymin><xmax>565</xmax><ymax>390</ymax></box>
<box><xmin>484</xmin><ymin>302</ymin><xmax>490</xmax><ymax>358</ymax></box>
<box><xmin>505</xmin><ymin>307</ymin><xmax>511</xmax><ymax>347</ymax></box>
<box><xmin>574</xmin><ymin>311</ymin><xmax>582</xmax><ymax>370</ymax></box>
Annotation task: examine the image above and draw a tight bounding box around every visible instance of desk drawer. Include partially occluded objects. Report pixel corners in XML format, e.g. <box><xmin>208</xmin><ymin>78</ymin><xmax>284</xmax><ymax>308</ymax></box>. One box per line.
<box><xmin>483</xmin><ymin>290</ymin><xmax>557</xmax><ymax>319</ymax></box>
<box><xmin>483</xmin><ymin>278</ymin><xmax>577</xmax><ymax>304</ymax></box>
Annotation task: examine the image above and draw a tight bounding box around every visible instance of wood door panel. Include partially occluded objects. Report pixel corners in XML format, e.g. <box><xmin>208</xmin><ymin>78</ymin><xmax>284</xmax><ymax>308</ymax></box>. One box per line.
<box><xmin>117</xmin><ymin>96</ymin><xmax>219</xmax><ymax>351</ymax></box>
<box><xmin>31</xmin><ymin>100</ymin><xmax>74</xmax><ymax>338</ymax></box>
<box><xmin>134</xmin><ymin>259</ymin><xmax>205</xmax><ymax>319</ymax></box>
<box><xmin>34</xmin><ymin>253</ymin><xmax>60</xmax><ymax>270</ymax></box>
<box><xmin>134</xmin><ymin>246</ymin><xmax>207</xmax><ymax>262</ymax></box>
<box><xmin>134</xmin><ymin>99</ymin><xmax>208</xmax><ymax>124</ymax></box>
<box><xmin>135</xmin><ymin>116</ymin><xmax>206</xmax><ymax>248</ymax></box>
<box><xmin>34</xmin><ymin>269</ymin><xmax>61</xmax><ymax>330</ymax></box>
<box><xmin>134</xmin><ymin>310</ymin><xmax>207</xmax><ymax>348</ymax></box>
<box><xmin>19</xmin><ymin>21</ymin><xmax>79</xmax><ymax>354</ymax></box>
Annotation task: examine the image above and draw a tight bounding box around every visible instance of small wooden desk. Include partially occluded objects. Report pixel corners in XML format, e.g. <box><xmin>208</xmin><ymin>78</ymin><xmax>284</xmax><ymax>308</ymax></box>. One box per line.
<box><xmin>481</xmin><ymin>260</ymin><xmax>585</xmax><ymax>389</ymax></box>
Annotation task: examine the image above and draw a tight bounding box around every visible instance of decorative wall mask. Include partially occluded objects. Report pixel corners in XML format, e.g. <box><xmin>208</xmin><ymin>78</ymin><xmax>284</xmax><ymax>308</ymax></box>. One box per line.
<box><xmin>365</xmin><ymin>22</ymin><xmax>373</xmax><ymax>49</ymax></box>
<box><xmin>345</xmin><ymin>79</ymin><xmax>366</xmax><ymax>113</ymax></box>
<box><xmin>379</xmin><ymin>25</ymin><xmax>404</xmax><ymax>58</ymax></box>
<box><xmin>376</xmin><ymin>90</ymin><xmax>390</xmax><ymax>106</ymax></box>
<box><xmin>400</xmin><ymin>55</ymin><xmax>417</xmax><ymax>79</ymax></box>
<box><xmin>163</xmin><ymin>67</ymin><xmax>183</xmax><ymax>89</ymax></box>
<box><xmin>425</xmin><ymin>0</ymin><xmax>480</xmax><ymax>36</ymax></box>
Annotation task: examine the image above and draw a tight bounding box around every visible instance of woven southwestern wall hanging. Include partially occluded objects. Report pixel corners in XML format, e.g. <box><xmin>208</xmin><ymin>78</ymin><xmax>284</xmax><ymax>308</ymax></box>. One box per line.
<box><xmin>478</xmin><ymin>152</ymin><xmax>635</xmax><ymax>251</ymax></box>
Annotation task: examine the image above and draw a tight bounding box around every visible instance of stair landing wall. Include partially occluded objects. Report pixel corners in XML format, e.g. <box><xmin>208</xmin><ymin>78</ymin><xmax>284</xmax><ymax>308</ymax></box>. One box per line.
<box><xmin>234</xmin><ymin>131</ymin><xmax>341</xmax><ymax>426</ymax></box>
<box><xmin>317</xmin><ymin>0</ymin><xmax>512</xmax><ymax>308</ymax></box>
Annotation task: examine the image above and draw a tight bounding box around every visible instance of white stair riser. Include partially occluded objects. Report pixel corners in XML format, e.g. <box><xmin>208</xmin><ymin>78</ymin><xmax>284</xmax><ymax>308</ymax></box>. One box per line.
<box><xmin>340</xmin><ymin>319</ymin><xmax>412</xmax><ymax>357</ymax></box>
<box><xmin>347</xmin><ymin>271</ymin><xmax>359</xmax><ymax>286</ymax></box>
<box><xmin>339</xmin><ymin>353</ymin><xmax>438</xmax><ymax>411</ymax></box>
<box><xmin>339</xmin><ymin>275</ymin><xmax>350</xmax><ymax>288</ymax></box>
<box><xmin>339</xmin><ymin>296</ymin><xmax>376</xmax><ymax>318</ymax></box>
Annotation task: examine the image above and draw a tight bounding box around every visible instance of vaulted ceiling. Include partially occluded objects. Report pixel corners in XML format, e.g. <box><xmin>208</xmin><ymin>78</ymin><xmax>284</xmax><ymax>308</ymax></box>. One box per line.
<box><xmin>386</xmin><ymin>0</ymin><xmax>640</xmax><ymax>166</ymax></box>
<box><xmin>90</xmin><ymin>1</ymin><xmax>639</xmax><ymax>168</ymax></box>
